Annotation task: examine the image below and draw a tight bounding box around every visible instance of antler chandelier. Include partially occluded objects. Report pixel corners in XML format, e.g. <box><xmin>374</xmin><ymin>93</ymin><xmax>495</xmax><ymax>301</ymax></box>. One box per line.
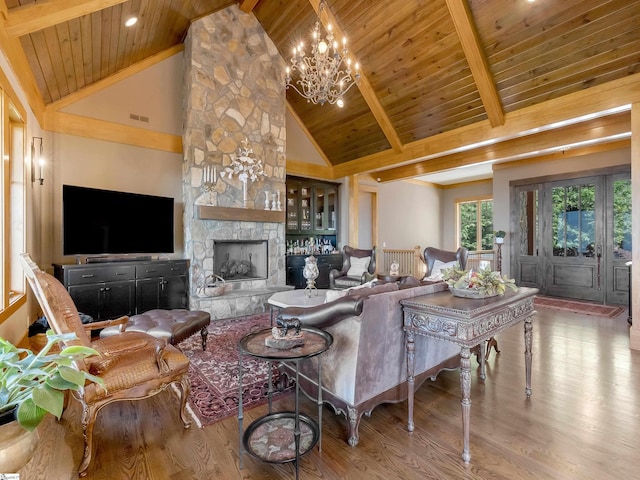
<box><xmin>285</xmin><ymin>0</ymin><xmax>360</xmax><ymax>108</ymax></box>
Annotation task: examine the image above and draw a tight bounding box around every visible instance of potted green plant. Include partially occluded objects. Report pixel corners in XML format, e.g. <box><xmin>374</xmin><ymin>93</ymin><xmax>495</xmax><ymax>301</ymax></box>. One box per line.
<box><xmin>0</xmin><ymin>331</ymin><xmax>102</xmax><ymax>472</ymax></box>
<box><xmin>494</xmin><ymin>230</ymin><xmax>507</xmax><ymax>244</ymax></box>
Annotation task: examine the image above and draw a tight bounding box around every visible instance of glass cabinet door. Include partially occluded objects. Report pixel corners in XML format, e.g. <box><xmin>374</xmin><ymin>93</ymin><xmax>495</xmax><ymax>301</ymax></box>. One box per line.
<box><xmin>314</xmin><ymin>186</ymin><xmax>325</xmax><ymax>231</ymax></box>
<box><xmin>286</xmin><ymin>184</ymin><xmax>299</xmax><ymax>231</ymax></box>
<box><xmin>300</xmin><ymin>184</ymin><xmax>312</xmax><ymax>231</ymax></box>
<box><xmin>313</xmin><ymin>185</ymin><xmax>337</xmax><ymax>232</ymax></box>
<box><xmin>326</xmin><ymin>187</ymin><xmax>337</xmax><ymax>231</ymax></box>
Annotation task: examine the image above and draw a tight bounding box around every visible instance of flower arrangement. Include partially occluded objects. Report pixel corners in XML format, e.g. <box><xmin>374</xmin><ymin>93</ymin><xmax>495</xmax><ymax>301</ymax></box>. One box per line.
<box><xmin>220</xmin><ymin>139</ymin><xmax>267</xmax><ymax>208</ymax></box>
<box><xmin>442</xmin><ymin>265</ymin><xmax>517</xmax><ymax>298</ymax></box>
<box><xmin>221</xmin><ymin>139</ymin><xmax>267</xmax><ymax>184</ymax></box>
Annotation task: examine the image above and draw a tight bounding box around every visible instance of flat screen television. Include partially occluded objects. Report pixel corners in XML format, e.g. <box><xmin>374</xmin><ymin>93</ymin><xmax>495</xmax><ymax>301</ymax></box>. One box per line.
<box><xmin>63</xmin><ymin>185</ymin><xmax>175</xmax><ymax>256</ymax></box>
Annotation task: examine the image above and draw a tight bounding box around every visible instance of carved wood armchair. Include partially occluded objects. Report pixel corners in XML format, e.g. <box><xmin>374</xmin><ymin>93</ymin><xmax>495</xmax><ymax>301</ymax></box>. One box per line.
<box><xmin>329</xmin><ymin>245</ymin><xmax>377</xmax><ymax>289</ymax></box>
<box><xmin>20</xmin><ymin>254</ymin><xmax>191</xmax><ymax>477</ymax></box>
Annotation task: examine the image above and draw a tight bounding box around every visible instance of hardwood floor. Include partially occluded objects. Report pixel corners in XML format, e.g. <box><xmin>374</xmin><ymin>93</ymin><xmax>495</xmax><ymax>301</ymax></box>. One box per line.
<box><xmin>19</xmin><ymin>307</ymin><xmax>640</xmax><ymax>479</ymax></box>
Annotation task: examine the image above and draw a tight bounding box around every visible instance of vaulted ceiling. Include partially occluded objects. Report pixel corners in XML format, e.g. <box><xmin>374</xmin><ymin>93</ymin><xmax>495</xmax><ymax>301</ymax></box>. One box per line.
<box><xmin>2</xmin><ymin>0</ymin><xmax>640</xmax><ymax>184</ymax></box>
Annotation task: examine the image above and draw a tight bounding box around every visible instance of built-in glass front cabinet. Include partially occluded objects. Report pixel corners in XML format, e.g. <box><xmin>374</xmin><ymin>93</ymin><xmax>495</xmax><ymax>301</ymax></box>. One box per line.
<box><xmin>286</xmin><ymin>176</ymin><xmax>339</xmax><ymax>254</ymax></box>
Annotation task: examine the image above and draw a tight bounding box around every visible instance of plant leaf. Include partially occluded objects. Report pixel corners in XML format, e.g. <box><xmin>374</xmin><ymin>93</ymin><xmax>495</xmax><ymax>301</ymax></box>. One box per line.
<box><xmin>31</xmin><ymin>385</ymin><xmax>65</xmax><ymax>419</ymax></box>
<box><xmin>16</xmin><ymin>398</ymin><xmax>46</xmax><ymax>431</ymax></box>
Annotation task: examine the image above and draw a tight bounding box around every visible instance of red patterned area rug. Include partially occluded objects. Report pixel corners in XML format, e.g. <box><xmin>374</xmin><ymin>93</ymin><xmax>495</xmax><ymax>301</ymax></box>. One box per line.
<box><xmin>534</xmin><ymin>295</ymin><xmax>626</xmax><ymax>318</ymax></box>
<box><xmin>178</xmin><ymin>313</ymin><xmax>292</xmax><ymax>428</ymax></box>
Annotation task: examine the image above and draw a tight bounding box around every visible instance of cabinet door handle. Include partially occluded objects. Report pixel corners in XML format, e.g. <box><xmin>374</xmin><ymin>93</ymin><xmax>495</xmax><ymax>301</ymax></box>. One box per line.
<box><xmin>146</xmin><ymin>270</ymin><xmax>157</xmax><ymax>273</ymax></box>
<box><xmin>82</xmin><ymin>274</ymin><xmax>95</xmax><ymax>278</ymax></box>
<box><xmin>115</xmin><ymin>272</ymin><xmax>126</xmax><ymax>276</ymax></box>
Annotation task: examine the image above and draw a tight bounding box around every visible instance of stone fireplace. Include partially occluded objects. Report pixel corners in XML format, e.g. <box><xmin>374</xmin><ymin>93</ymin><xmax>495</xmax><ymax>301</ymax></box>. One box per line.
<box><xmin>182</xmin><ymin>5</ymin><xmax>290</xmax><ymax>320</ymax></box>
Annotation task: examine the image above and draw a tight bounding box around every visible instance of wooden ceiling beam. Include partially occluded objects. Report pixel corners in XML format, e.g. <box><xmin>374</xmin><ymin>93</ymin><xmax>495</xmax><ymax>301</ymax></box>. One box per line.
<box><xmin>5</xmin><ymin>0</ymin><xmax>127</xmax><ymax>37</ymax></box>
<box><xmin>238</xmin><ymin>0</ymin><xmax>260</xmax><ymax>14</ymax></box>
<box><xmin>308</xmin><ymin>0</ymin><xmax>404</xmax><ymax>153</ymax></box>
<box><xmin>445</xmin><ymin>0</ymin><xmax>504</xmax><ymax>128</ymax></box>
<box><xmin>333</xmin><ymin>72</ymin><xmax>640</xmax><ymax>178</ymax></box>
<box><xmin>0</xmin><ymin>15</ymin><xmax>45</xmax><ymax>124</ymax></box>
<box><xmin>374</xmin><ymin>113</ymin><xmax>630</xmax><ymax>182</ymax></box>
<box><xmin>43</xmin><ymin>111</ymin><xmax>182</xmax><ymax>153</ymax></box>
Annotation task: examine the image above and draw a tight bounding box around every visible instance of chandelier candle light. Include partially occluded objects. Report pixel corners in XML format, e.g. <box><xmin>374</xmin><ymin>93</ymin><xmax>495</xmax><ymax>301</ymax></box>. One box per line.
<box><xmin>221</xmin><ymin>139</ymin><xmax>267</xmax><ymax>208</ymax></box>
<box><xmin>285</xmin><ymin>0</ymin><xmax>360</xmax><ymax>107</ymax></box>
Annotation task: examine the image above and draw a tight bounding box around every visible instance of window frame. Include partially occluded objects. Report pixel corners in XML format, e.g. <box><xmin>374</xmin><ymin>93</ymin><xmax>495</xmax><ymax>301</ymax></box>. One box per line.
<box><xmin>456</xmin><ymin>195</ymin><xmax>494</xmax><ymax>252</ymax></box>
<box><xmin>0</xmin><ymin>77</ymin><xmax>27</xmax><ymax>322</ymax></box>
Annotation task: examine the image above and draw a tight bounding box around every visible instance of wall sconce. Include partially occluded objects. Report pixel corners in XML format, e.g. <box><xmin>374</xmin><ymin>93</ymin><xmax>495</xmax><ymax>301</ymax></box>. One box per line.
<box><xmin>31</xmin><ymin>137</ymin><xmax>44</xmax><ymax>185</ymax></box>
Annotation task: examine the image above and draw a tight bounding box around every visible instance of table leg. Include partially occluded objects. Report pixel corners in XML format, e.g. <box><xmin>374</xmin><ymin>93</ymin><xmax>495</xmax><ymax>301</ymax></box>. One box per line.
<box><xmin>460</xmin><ymin>346</ymin><xmax>472</xmax><ymax>463</ymax></box>
<box><xmin>524</xmin><ymin>315</ymin><xmax>533</xmax><ymax>398</ymax></box>
<box><xmin>267</xmin><ymin>361</ymin><xmax>273</xmax><ymax>413</ymax></box>
<box><xmin>478</xmin><ymin>341</ymin><xmax>486</xmax><ymax>381</ymax></box>
<box><xmin>238</xmin><ymin>353</ymin><xmax>244</xmax><ymax>469</ymax></box>
<box><xmin>294</xmin><ymin>361</ymin><xmax>300</xmax><ymax>480</ymax></box>
<box><xmin>318</xmin><ymin>357</ymin><xmax>323</xmax><ymax>451</ymax></box>
<box><xmin>405</xmin><ymin>329</ymin><xmax>416</xmax><ymax>432</ymax></box>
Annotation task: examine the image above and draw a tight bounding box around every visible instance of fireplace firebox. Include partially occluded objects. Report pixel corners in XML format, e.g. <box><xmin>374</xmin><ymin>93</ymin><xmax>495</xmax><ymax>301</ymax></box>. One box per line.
<box><xmin>213</xmin><ymin>240</ymin><xmax>268</xmax><ymax>281</ymax></box>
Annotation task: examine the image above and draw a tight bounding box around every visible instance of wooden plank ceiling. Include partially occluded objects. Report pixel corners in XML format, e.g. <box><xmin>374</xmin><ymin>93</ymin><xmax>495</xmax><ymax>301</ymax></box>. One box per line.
<box><xmin>3</xmin><ymin>0</ymin><xmax>640</xmax><ymax>183</ymax></box>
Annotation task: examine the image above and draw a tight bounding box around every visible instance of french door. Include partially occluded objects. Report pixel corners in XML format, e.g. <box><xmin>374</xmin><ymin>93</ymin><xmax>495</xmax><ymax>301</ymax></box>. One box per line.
<box><xmin>512</xmin><ymin>171</ymin><xmax>630</xmax><ymax>305</ymax></box>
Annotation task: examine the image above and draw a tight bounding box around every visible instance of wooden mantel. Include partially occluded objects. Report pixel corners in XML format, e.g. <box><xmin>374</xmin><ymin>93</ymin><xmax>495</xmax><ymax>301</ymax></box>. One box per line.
<box><xmin>196</xmin><ymin>205</ymin><xmax>285</xmax><ymax>223</ymax></box>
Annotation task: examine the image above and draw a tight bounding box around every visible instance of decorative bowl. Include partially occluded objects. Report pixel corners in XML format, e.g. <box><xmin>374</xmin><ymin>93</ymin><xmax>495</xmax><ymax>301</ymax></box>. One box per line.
<box><xmin>449</xmin><ymin>287</ymin><xmax>500</xmax><ymax>299</ymax></box>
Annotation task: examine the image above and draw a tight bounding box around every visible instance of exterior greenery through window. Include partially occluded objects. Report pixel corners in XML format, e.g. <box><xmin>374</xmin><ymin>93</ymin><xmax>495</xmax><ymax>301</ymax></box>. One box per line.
<box><xmin>458</xmin><ymin>198</ymin><xmax>493</xmax><ymax>251</ymax></box>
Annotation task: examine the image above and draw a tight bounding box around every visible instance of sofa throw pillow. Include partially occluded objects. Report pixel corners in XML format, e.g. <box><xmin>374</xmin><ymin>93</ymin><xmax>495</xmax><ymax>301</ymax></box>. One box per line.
<box><xmin>347</xmin><ymin>256</ymin><xmax>371</xmax><ymax>277</ymax></box>
<box><xmin>324</xmin><ymin>289</ymin><xmax>348</xmax><ymax>303</ymax></box>
<box><xmin>424</xmin><ymin>259</ymin><xmax>458</xmax><ymax>281</ymax></box>
<box><xmin>346</xmin><ymin>281</ymin><xmax>398</xmax><ymax>298</ymax></box>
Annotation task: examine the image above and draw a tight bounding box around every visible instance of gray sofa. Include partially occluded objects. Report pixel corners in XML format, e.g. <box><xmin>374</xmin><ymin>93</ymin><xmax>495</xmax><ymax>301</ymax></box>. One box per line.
<box><xmin>276</xmin><ymin>281</ymin><xmax>460</xmax><ymax>446</ymax></box>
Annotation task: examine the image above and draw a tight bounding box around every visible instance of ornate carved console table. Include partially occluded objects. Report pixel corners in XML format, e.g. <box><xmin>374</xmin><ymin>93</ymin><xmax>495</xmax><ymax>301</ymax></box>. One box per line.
<box><xmin>401</xmin><ymin>286</ymin><xmax>538</xmax><ymax>463</ymax></box>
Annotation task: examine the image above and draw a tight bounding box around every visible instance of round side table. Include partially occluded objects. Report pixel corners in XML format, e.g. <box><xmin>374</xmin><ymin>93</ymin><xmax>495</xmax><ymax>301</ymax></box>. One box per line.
<box><xmin>238</xmin><ymin>326</ymin><xmax>333</xmax><ymax>480</ymax></box>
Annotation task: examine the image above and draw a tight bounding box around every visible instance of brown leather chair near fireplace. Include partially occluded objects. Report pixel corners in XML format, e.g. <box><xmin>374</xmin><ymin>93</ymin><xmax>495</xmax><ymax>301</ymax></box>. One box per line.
<box><xmin>329</xmin><ymin>245</ymin><xmax>377</xmax><ymax>289</ymax></box>
<box><xmin>20</xmin><ymin>253</ymin><xmax>192</xmax><ymax>477</ymax></box>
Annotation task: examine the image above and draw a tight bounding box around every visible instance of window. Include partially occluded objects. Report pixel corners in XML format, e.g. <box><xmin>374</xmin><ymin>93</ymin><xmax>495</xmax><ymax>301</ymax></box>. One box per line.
<box><xmin>0</xmin><ymin>83</ymin><xmax>27</xmax><ymax>321</ymax></box>
<box><xmin>457</xmin><ymin>197</ymin><xmax>493</xmax><ymax>251</ymax></box>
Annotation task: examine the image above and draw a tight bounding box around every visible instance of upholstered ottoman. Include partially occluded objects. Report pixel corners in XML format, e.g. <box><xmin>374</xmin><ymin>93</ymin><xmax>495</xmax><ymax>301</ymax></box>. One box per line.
<box><xmin>99</xmin><ymin>309</ymin><xmax>211</xmax><ymax>350</ymax></box>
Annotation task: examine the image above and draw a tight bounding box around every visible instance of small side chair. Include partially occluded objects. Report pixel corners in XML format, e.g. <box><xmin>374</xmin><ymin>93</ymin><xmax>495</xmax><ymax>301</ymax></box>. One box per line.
<box><xmin>329</xmin><ymin>245</ymin><xmax>377</xmax><ymax>289</ymax></box>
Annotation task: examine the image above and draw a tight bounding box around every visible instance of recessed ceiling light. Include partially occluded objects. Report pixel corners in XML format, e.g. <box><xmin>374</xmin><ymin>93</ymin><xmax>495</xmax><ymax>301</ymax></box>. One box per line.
<box><xmin>125</xmin><ymin>16</ymin><xmax>138</xmax><ymax>27</ymax></box>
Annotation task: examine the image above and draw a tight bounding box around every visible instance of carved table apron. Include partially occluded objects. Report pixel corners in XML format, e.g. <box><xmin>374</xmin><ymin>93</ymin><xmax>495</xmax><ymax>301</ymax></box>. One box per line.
<box><xmin>400</xmin><ymin>286</ymin><xmax>538</xmax><ymax>463</ymax></box>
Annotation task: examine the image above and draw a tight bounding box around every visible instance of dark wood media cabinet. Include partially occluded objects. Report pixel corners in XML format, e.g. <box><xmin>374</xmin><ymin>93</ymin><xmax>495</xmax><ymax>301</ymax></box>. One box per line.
<box><xmin>53</xmin><ymin>259</ymin><xmax>189</xmax><ymax>321</ymax></box>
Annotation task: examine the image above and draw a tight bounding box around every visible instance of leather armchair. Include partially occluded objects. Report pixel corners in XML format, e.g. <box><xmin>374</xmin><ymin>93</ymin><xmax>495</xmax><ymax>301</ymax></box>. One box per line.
<box><xmin>423</xmin><ymin>246</ymin><xmax>468</xmax><ymax>278</ymax></box>
<box><xmin>329</xmin><ymin>245</ymin><xmax>377</xmax><ymax>289</ymax></box>
<box><xmin>20</xmin><ymin>254</ymin><xmax>191</xmax><ymax>477</ymax></box>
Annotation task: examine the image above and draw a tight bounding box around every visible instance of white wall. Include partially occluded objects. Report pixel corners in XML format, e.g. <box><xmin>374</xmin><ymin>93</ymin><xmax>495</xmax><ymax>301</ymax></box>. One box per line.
<box><xmin>375</xmin><ymin>180</ymin><xmax>442</xmax><ymax>250</ymax></box>
<box><xmin>50</xmin><ymin>134</ymin><xmax>184</xmax><ymax>265</ymax></box>
<box><xmin>50</xmin><ymin>54</ymin><xmax>185</xmax><ymax>265</ymax></box>
<box><xmin>493</xmin><ymin>147</ymin><xmax>630</xmax><ymax>275</ymax></box>
<box><xmin>63</xmin><ymin>54</ymin><xmax>184</xmax><ymax>136</ymax></box>
<box><xmin>286</xmin><ymin>109</ymin><xmax>326</xmax><ymax>166</ymax></box>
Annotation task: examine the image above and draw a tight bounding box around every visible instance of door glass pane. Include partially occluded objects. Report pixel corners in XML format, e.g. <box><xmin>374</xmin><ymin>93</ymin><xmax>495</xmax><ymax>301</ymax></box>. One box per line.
<box><xmin>459</xmin><ymin>202</ymin><xmax>478</xmax><ymax>250</ymax></box>
<box><xmin>613</xmin><ymin>178</ymin><xmax>632</xmax><ymax>259</ymax></box>
<box><xmin>519</xmin><ymin>189</ymin><xmax>538</xmax><ymax>256</ymax></box>
<box><xmin>552</xmin><ymin>184</ymin><xmax>595</xmax><ymax>257</ymax></box>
